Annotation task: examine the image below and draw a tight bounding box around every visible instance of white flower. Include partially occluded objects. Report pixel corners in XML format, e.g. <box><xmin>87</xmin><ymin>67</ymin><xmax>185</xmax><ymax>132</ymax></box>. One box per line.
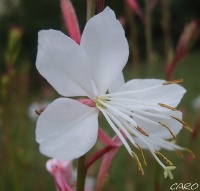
<box><xmin>36</xmin><ymin>7</ymin><xmax>186</xmax><ymax>178</ymax></box>
<box><xmin>46</xmin><ymin>159</ymin><xmax>95</xmax><ymax>191</ymax></box>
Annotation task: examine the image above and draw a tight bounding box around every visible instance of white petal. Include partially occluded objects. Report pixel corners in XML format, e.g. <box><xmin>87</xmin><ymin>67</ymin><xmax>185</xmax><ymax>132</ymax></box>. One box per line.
<box><xmin>118</xmin><ymin>79</ymin><xmax>165</xmax><ymax>91</ymax></box>
<box><xmin>117</xmin><ymin>79</ymin><xmax>186</xmax><ymax>107</ymax></box>
<box><xmin>80</xmin><ymin>7</ymin><xmax>129</xmax><ymax>94</ymax></box>
<box><xmin>36</xmin><ymin>98</ymin><xmax>99</xmax><ymax>160</ymax></box>
<box><xmin>109</xmin><ymin>72</ymin><xmax>125</xmax><ymax>93</ymax></box>
<box><xmin>36</xmin><ymin>30</ymin><xmax>95</xmax><ymax>98</ymax></box>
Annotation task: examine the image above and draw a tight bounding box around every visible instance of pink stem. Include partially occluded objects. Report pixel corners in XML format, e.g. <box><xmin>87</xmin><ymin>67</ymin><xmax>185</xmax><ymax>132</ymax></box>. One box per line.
<box><xmin>60</xmin><ymin>0</ymin><xmax>81</xmax><ymax>44</ymax></box>
<box><xmin>97</xmin><ymin>0</ymin><xmax>104</xmax><ymax>13</ymax></box>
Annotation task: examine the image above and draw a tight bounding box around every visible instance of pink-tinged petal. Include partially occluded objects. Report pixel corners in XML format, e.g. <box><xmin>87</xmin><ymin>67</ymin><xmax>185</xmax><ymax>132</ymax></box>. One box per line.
<box><xmin>98</xmin><ymin>128</ymin><xmax>118</xmax><ymax>146</ymax></box>
<box><xmin>96</xmin><ymin>134</ymin><xmax>123</xmax><ymax>191</ymax></box>
<box><xmin>81</xmin><ymin>7</ymin><xmax>129</xmax><ymax>94</ymax></box>
<box><xmin>46</xmin><ymin>159</ymin><xmax>73</xmax><ymax>181</ymax></box>
<box><xmin>117</xmin><ymin>79</ymin><xmax>186</xmax><ymax>107</ymax></box>
<box><xmin>86</xmin><ymin>129</ymin><xmax>123</xmax><ymax>170</ymax></box>
<box><xmin>60</xmin><ymin>0</ymin><xmax>81</xmax><ymax>44</ymax></box>
<box><xmin>46</xmin><ymin>159</ymin><xmax>73</xmax><ymax>191</ymax></box>
<box><xmin>36</xmin><ymin>98</ymin><xmax>99</xmax><ymax>160</ymax></box>
<box><xmin>36</xmin><ymin>30</ymin><xmax>95</xmax><ymax>98</ymax></box>
<box><xmin>96</xmin><ymin>148</ymin><xmax>118</xmax><ymax>191</ymax></box>
<box><xmin>108</xmin><ymin>72</ymin><xmax>125</xmax><ymax>93</ymax></box>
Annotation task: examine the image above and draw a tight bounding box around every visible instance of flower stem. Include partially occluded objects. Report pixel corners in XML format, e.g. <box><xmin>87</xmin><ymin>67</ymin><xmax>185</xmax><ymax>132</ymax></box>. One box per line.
<box><xmin>144</xmin><ymin>0</ymin><xmax>153</xmax><ymax>75</ymax></box>
<box><xmin>86</xmin><ymin>0</ymin><xmax>96</xmax><ymax>21</ymax></box>
<box><xmin>77</xmin><ymin>155</ymin><xmax>86</xmax><ymax>191</ymax></box>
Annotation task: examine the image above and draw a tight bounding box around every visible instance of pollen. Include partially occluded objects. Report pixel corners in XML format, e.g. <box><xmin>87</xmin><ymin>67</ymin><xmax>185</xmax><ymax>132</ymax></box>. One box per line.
<box><xmin>158</xmin><ymin>103</ymin><xmax>177</xmax><ymax>111</ymax></box>
<box><xmin>175</xmin><ymin>150</ymin><xmax>184</xmax><ymax>158</ymax></box>
<box><xmin>131</xmin><ymin>151</ymin><xmax>144</xmax><ymax>175</ymax></box>
<box><xmin>136</xmin><ymin>143</ymin><xmax>147</xmax><ymax>166</ymax></box>
<box><xmin>163</xmin><ymin>79</ymin><xmax>183</xmax><ymax>85</ymax></box>
<box><xmin>155</xmin><ymin>150</ymin><xmax>173</xmax><ymax>166</ymax></box>
<box><xmin>158</xmin><ymin>122</ymin><xmax>176</xmax><ymax>139</ymax></box>
<box><xmin>171</xmin><ymin>116</ymin><xmax>193</xmax><ymax>132</ymax></box>
<box><xmin>136</xmin><ymin>126</ymin><xmax>149</xmax><ymax>137</ymax></box>
<box><xmin>96</xmin><ymin>97</ymin><xmax>108</xmax><ymax>109</ymax></box>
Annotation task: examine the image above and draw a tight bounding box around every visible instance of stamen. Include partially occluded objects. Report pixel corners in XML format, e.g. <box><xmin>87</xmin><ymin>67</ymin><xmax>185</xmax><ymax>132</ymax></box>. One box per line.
<box><xmin>158</xmin><ymin>122</ymin><xmax>176</xmax><ymax>139</ymax></box>
<box><xmin>163</xmin><ymin>79</ymin><xmax>183</xmax><ymax>85</ymax></box>
<box><xmin>98</xmin><ymin>99</ymin><xmax>167</xmax><ymax>171</ymax></box>
<box><xmin>97</xmin><ymin>106</ymin><xmax>133</xmax><ymax>155</ymax></box>
<box><xmin>155</xmin><ymin>150</ymin><xmax>173</xmax><ymax>166</ymax></box>
<box><xmin>109</xmin><ymin>97</ymin><xmax>158</xmax><ymax>109</ymax></box>
<box><xmin>98</xmin><ymin>100</ymin><xmax>137</xmax><ymax>127</ymax></box>
<box><xmin>122</xmin><ymin>121</ymin><xmax>166</xmax><ymax>169</ymax></box>
<box><xmin>136</xmin><ymin>126</ymin><xmax>149</xmax><ymax>137</ymax></box>
<box><xmin>158</xmin><ymin>103</ymin><xmax>177</xmax><ymax>111</ymax></box>
<box><xmin>131</xmin><ymin>151</ymin><xmax>144</xmax><ymax>175</ymax></box>
<box><xmin>136</xmin><ymin>143</ymin><xmax>147</xmax><ymax>166</ymax></box>
<box><xmin>96</xmin><ymin>98</ymin><xmax>107</xmax><ymax>109</ymax></box>
<box><xmin>106</xmin><ymin>110</ymin><xmax>138</xmax><ymax>148</ymax></box>
<box><xmin>171</xmin><ymin>116</ymin><xmax>193</xmax><ymax>132</ymax></box>
<box><xmin>176</xmin><ymin>150</ymin><xmax>184</xmax><ymax>158</ymax></box>
<box><xmin>183</xmin><ymin>147</ymin><xmax>196</xmax><ymax>159</ymax></box>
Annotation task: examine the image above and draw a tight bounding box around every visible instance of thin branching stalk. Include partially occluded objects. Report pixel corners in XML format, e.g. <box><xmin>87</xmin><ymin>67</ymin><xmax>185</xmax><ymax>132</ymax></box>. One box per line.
<box><xmin>86</xmin><ymin>0</ymin><xmax>96</xmax><ymax>21</ymax></box>
<box><xmin>161</xmin><ymin>0</ymin><xmax>172</xmax><ymax>64</ymax></box>
<box><xmin>145</xmin><ymin>0</ymin><xmax>153</xmax><ymax>73</ymax></box>
<box><xmin>77</xmin><ymin>155</ymin><xmax>86</xmax><ymax>191</ymax></box>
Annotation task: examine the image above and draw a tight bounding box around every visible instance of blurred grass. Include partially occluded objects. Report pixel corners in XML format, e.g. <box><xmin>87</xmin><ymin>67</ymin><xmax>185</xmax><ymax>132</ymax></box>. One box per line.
<box><xmin>1</xmin><ymin>51</ymin><xmax>200</xmax><ymax>191</ymax></box>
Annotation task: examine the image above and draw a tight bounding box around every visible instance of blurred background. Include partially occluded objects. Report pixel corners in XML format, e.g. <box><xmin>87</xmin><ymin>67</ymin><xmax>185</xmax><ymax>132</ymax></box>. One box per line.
<box><xmin>0</xmin><ymin>0</ymin><xmax>200</xmax><ymax>190</ymax></box>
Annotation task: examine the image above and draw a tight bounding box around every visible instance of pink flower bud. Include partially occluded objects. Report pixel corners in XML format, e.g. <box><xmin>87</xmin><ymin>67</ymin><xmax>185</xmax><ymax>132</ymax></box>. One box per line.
<box><xmin>166</xmin><ymin>19</ymin><xmax>200</xmax><ymax>79</ymax></box>
<box><xmin>60</xmin><ymin>0</ymin><xmax>81</xmax><ymax>44</ymax></box>
<box><xmin>46</xmin><ymin>159</ymin><xmax>73</xmax><ymax>191</ymax></box>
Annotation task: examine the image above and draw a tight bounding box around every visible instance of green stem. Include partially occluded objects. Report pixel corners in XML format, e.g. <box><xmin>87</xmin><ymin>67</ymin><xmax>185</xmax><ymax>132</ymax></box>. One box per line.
<box><xmin>77</xmin><ymin>155</ymin><xmax>86</xmax><ymax>191</ymax></box>
<box><xmin>161</xmin><ymin>0</ymin><xmax>172</xmax><ymax>64</ymax></box>
<box><xmin>125</xmin><ymin>2</ymin><xmax>140</xmax><ymax>77</ymax></box>
<box><xmin>86</xmin><ymin>0</ymin><xmax>96</xmax><ymax>21</ymax></box>
<box><xmin>145</xmin><ymin>0</ymin><xmax>153</xmax><ymax>75</ymax></box>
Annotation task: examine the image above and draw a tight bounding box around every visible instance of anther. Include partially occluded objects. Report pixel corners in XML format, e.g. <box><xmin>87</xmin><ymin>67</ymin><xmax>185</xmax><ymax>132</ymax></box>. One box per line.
<box><xmin>35</xmin><ymin>107</ymin><xmax>46</xmax><ymax>115</ymax></box>
<box><xmin>136</xmin><ymin>126</ymin><xmax>149</xmax><ymax>137</ymax></box>
<box><xmin>175</xmin><ymin>150</ymin><xmax>184</xmax><ymax>159</ymax></box>
<box><xmin>158</xmin><ymin>122</ymin><xmax>176</xmax><ymax>139</ymax></box>
<box><xmin>136</xmin><ymin>143</ymin><xmax>147</xmax><ymax>166</ymax></box>
<box><xmin>155</xmin><ymin>150</ymin><xmax>173</xmax><ymax>166</ymax></box>
<box><xmin>131</xmin><ymin>151</ymin><xmax>144</xmax><ymax>175</ymax></box>
<box><xmin>158</xmin><ymin>103</ymin><xmax>177</xmax><ymax>111</ymax></box>
<box><xmin>183</xmin><ymin>147</ymin><xmax>196</xmax><ymax>159</ymax></box>
<box><xmin>163</xmin><ymin>79</ymin><xmax>183</xmax><ymax>85</ymax></box>
<box><xmin>171</xmin><ymin>116</ymin><xmax>193</xmax><ymax>132</ymax></box>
